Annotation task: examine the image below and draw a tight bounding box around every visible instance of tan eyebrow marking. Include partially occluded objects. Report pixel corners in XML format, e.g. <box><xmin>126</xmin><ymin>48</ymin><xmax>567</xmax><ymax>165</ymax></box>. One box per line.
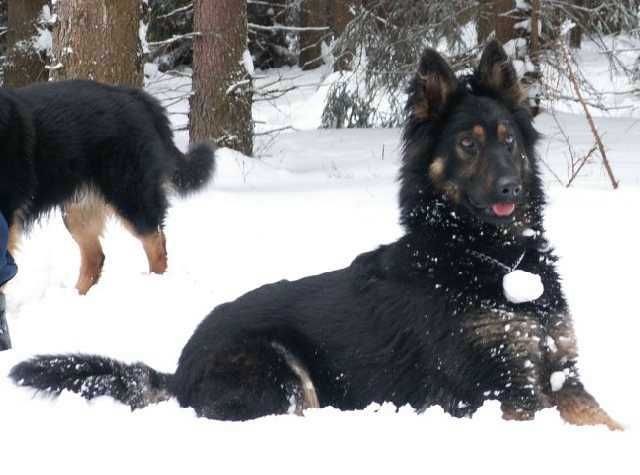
<box><xmin>472</xmin><ymin>125</ymin><xmax>486</xmax><ymax>144</ymax></box>
<box><xmin>497</xmin><ymin>123</ymin><xmax>509</xmax><ymax>143</ymax></box>
<box><xmin>429</xmin><ymin>157</ymin><xmax>446</xmax><ymax>182</ymax></box>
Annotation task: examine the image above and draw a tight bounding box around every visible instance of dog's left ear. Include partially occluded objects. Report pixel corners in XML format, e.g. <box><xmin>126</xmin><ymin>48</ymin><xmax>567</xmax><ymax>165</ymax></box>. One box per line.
<box><xmin>477</xmin><ymin>40</ymin><xmax>525</xmax><ymax>104</ymax></box>
<box><xmin>409</xmin><ymin>48</ymin><xmax>458</xmax><ymax>121</ymax></box>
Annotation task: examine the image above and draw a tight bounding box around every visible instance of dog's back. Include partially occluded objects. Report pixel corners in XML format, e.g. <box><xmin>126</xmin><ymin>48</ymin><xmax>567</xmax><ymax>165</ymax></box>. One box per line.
<box><xmin>15</xmin><ymin>80</ymin><xmax>180</xmax><ymax>196</ymax></box>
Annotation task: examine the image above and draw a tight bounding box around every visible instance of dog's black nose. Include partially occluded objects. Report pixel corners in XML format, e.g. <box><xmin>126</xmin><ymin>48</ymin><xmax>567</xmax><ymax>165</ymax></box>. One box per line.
<box><xmin>496</xmin><ymin>176</ymin><xmax>522</xmax><ymax>199</ymax></box>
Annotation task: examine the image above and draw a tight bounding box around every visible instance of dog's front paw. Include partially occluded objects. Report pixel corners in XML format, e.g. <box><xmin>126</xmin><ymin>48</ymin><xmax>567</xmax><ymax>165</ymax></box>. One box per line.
<box><xmin>501</xmin><ymin>403</ymin><xmax>535</xmax><ymax>421</ymax></box>
<box><xmin>555</xmin><ymin>388</ymin><xmax>623</xmax><ymax>431</ymax></box>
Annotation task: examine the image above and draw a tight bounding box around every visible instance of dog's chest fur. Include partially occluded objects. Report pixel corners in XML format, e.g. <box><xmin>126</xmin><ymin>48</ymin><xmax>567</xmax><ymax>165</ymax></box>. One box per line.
<box><xmin>343</xmin><ymin>224</ymin><xmax>567</xmax><ymax>414</ymax></box>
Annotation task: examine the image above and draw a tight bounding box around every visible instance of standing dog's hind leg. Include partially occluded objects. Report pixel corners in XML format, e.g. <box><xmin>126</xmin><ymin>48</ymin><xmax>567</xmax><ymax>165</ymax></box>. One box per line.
<box><xmin>119</xmin><ymin>219</ymin><xmax>167</xmax><ymax>275</ymax></box>
<box><xmin>140</xmin><ymin>229</ymin><xmax>167</xmax><ymax>274</ymax></box>
<box><xmin>63</xmin><ymin>197</ymin><xmax>107</xmax><ymax>295</ymax></box>
<box><xmin>109</xmin><ymin>183</ymin><xmax>169</xmax><ymax>275</ymax></box>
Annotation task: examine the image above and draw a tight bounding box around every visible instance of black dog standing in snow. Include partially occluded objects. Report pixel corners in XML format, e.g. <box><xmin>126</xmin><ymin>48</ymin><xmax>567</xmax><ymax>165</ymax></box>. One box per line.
<box><xmin>11</xmin><ymin>42</ymin><xmax>621</xmax><ymax>430</ymax></box>
<box><xmin>0</xmin><ymin>80</ymin><xmax>214</xmax><ymax>295</ymax></box>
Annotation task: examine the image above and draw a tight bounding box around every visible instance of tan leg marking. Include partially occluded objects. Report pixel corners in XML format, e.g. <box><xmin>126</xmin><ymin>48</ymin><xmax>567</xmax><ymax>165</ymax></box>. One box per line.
<box><xmin>7</xmin><ymin>216</ymin><xmax>23</xmax><ymax>255</ymax></box>
<box><xmin>0</xmin><ymin>220</ymin><xmax>19</xmax><ymax>291</ymax></box>
<box><xmin>63</xmin><ymin>193</ymin><xmax>108</xmax><ymax>295</ymax></box>
<box><xmin>272</xmin><ymin>342</ymin><xmax>320</xmax><ymax>415</ymax></box>
<box><xmin>140</xmin><ymin>230</ymin><xmax>168</xmax><ymax>274</ymax></box>
<box><xmin>119</xmin><ymin>218</ymin><xmax>167</xmax><ymax>274</ymax></box>
<box><xmin>554</xmin><ymin>388</ymin><xmax>623</xmax><ymax>431</ymax></box>
<box><xmin>541</xmin><ymin>315</ymin><xmax>621</xmax><ymax>429</ymax></box>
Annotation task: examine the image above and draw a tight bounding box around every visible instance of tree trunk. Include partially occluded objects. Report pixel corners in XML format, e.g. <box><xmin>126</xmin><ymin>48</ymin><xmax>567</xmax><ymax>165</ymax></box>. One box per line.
<box><xmin>477</xmin><ymin>0</ymin><xmax>494</xmax><ymax>44</ymax></box>
<box><xmin>569</xmin><ymin>0</ymin><xmax>584</xmax><ymax>49</ymax></box>
<box><xmin>5</xmin><ymin>0</ymin><xmax>48</xmax><ymax>88</ymax></box>
<box><xmin>494</xmin><ymin>0</ymin><xmax>516</xmax><ymax>44</ymax></box>
<box><xmin>52</xmin><ymin>0</ymin><xmax>142</xmax><ymax>87</ymax></box>
<box><xmin>477</xmin><ymin>0</ymin><xmax>517</xmax><ymax>45</ymax></box>
<box><xmin>332</xmin><ymin>0</ymin><xmax>352</xmax><ymax>36</ymax></box>
<box><xmin>299</xmin><ymin>0</ymin><xmax>328</xmax><ymax>70</ymax></box>
<box><xmin>189</xmin><ymin>0</ymin><xmax>253</xmax><ymax>156</ymax></box>
<box><xmin>332</xmin><ymin>0</ymin><xmax>354</xmax><ymax>71</ymax></box>
<box><xmin>525</xmin><ymin>0</ymin><xmax>542</xmax><ymax>116</ymax></box>
<box><xmin>530</xmin><ymin>0</ymin><xmax>541</xmax><ymax>63</ymax></box>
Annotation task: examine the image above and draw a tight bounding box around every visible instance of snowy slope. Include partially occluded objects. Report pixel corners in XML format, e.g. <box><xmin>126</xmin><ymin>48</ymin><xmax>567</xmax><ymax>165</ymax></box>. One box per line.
<box><xmin>1</xmin><ymin>63</ymin><xmax>639</xmax><ymax>473</ymax></box>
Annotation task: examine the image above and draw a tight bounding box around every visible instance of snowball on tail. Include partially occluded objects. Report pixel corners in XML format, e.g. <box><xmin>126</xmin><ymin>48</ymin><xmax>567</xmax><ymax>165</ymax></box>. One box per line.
<box><xmin>502</xmin><ymin>270</ymin><xmax>544</xmax><ymax>304</ymax></box>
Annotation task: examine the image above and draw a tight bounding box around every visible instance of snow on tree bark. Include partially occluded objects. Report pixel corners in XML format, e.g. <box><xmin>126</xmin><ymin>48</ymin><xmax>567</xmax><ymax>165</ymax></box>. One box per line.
<box><xmin>189</xmin><ymin>0</ymin><xmax>253</xmax><ymax>156</ymax></box>
<box><xmin>52</xmin><ymin>0</ymin><xmax>142</xmax><ymax>87</ymax></box>
<box><xmin>5</xmin><ymin>0</ymin><xmax>48</xmax><ymax>88</ymax></box>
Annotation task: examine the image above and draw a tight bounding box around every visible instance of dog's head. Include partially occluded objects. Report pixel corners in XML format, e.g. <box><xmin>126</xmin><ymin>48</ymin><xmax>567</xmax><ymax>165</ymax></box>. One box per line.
<box><xmin>400</xmin><ymin>41</ymin><xmax>543</xmax><ymax>231</ymax></box>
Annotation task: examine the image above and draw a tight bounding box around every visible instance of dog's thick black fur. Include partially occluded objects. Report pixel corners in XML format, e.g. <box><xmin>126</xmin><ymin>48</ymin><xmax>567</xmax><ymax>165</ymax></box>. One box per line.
<box><xmin>10</xmin><ymin>43</ymin><xmax>620</xmax><ymax>429</ymax></box>
<box><xmin>0</xmin><ymin>79</ymin><xmax>214</xmax><ymax>293</ymax></box>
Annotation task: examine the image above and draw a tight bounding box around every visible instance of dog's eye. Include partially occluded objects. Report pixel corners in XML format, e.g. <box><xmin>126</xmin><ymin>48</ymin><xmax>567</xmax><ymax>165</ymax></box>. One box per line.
<box><xmin>460</xmin><ymin>137</ymin><xmax>475</xmax><ymax>149</ymax></box>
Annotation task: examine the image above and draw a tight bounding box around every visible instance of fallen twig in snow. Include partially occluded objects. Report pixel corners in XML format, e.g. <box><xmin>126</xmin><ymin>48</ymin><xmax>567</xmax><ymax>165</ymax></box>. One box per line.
<box><xmin>254</xmin><ymin>125</ymin><xmax>294</xmax><ymax>136</ymax></box>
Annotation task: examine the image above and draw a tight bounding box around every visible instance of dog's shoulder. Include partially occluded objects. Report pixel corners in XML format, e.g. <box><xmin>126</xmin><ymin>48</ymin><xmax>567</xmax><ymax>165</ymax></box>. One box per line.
<box><xmin>348</xmin><ymin>244</ymin><xmax>413</xmax><ymax>293</ymax></box>
<box><xmin>350</xmin><ymin>244</ymin><xmax>386</xmax><ymax>273</ymax></box>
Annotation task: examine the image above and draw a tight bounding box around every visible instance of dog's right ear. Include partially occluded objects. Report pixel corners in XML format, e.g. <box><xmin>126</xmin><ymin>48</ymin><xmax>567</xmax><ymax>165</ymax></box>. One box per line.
<box><xmin>477</xmin><ymin>40</ymin><xmax>525</xmax><ymax>104</ymax></box>
<box><xmin>409</xmin><ymin>49</ymin><xmax>458</xmax><ymax>121</ymax></box>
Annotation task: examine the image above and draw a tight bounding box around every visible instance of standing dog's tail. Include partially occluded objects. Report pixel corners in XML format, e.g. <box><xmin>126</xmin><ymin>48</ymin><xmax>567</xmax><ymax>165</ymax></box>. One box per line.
<box><xmin>172</xmin><ymin>143</ymin><xmax>216</xmax><ymax>196</ymax></box>
<box><xmin>10</xmin><ymin>354</ymin><xmax>174</xmax><ymax>410</ymax></box>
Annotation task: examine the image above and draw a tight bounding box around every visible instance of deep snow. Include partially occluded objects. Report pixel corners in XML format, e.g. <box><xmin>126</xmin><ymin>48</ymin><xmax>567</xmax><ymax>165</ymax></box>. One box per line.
<box><xmin>1</xmin><ymin>61</ymin><xmax>639</xmax><ymax>473</ymax></box>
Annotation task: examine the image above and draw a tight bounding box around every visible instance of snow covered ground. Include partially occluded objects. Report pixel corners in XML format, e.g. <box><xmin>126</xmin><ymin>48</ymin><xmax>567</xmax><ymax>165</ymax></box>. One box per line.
<box><xmin>1</xmin><ymin>60</ymin><xmax>639</xmax><ymax>473</ymax></box>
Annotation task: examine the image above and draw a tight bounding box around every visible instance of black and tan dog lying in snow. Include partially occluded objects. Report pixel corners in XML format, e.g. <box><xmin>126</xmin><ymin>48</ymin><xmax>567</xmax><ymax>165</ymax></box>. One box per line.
<box><xmin>10</xmin><ymin>41</ymin><xmax>621</xmax><ymax>430</ymax></box>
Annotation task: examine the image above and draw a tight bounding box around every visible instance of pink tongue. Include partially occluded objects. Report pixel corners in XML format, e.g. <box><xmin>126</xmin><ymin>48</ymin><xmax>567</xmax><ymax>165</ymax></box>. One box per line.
<box><xmin>491</xmin><ymin>203</ymin><xmax>516</xmax><ymax>217</ymax></box>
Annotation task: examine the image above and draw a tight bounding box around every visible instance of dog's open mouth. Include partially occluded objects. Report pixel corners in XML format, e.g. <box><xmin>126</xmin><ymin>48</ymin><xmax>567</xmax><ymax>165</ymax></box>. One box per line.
<box><xmin>490</xmin><ymin>203</ymin><xmax>516</xmax><ymax>217</ymax></box>
<box><xmin>466</xmin><ymin>195</ymin><xmax>518</xmax><ymax>224</ymax></box>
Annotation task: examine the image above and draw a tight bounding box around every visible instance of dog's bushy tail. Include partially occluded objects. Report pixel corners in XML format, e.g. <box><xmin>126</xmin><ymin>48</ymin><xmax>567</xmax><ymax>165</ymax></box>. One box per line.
<box><xmin>10</xmin><ymin>354</ymin><xmax>174</xmax><ymax>410</ymax></box>
<box><xmin>172</xmin><ymin>143</ymin><xmax>216</xmax><ymax>196</ymax></box>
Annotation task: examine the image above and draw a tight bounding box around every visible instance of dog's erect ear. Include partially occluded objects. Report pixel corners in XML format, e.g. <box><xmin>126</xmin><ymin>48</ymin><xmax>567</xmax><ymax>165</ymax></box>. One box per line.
<box><xmin>410</xmin><ymin>48</ymin><xmax>458</xmax><ymax>120</ymax></box>
<box><xmin>477</xmin><ymin>40</ymin><xmax>525</xmax><ymax>104</ymax></box>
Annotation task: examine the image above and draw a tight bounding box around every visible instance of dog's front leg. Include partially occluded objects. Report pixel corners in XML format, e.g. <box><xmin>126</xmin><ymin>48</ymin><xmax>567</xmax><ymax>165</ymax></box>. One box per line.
<box><xmin>464</xmin><ymin>312</ymin><xmax>549</xmax><ymax>420</ymax></box>
<box><xmin>543</xmin><ymin>314</ymin><xmax>623</xmax><ymax>431</ymax></box>
<box><xmin>494</xmin><ymin>322</ymin><xmax>549</xmax><ymax>422</ymax></box>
